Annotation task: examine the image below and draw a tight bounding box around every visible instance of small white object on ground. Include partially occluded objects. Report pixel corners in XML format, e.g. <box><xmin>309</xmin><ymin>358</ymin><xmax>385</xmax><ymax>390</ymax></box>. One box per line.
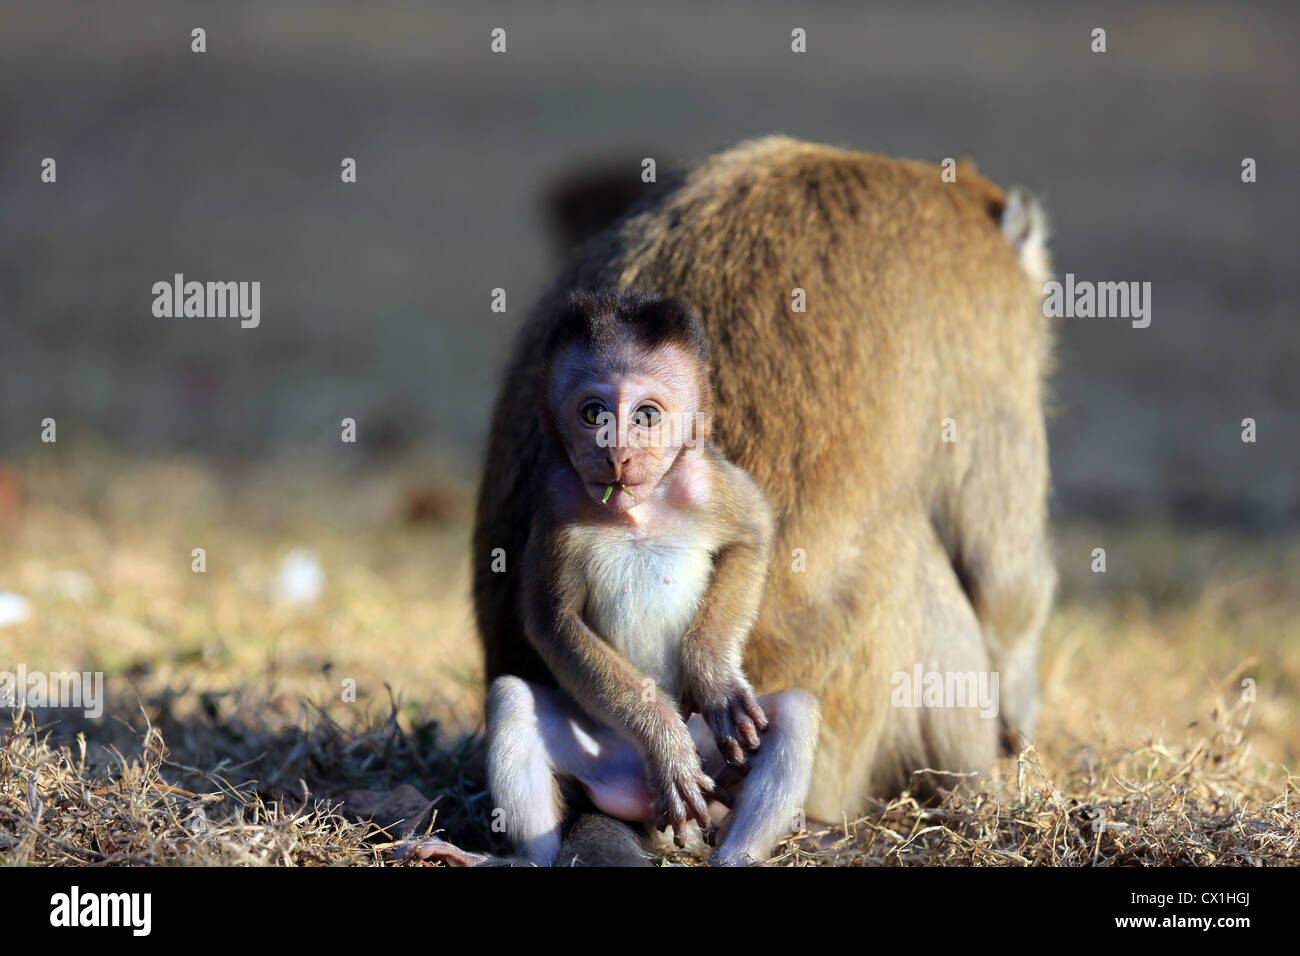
<box><xmin>270</xmin><ymin>547</ymin><xmax>325</xmax><ymax>606</ymax></box>
<box><xmin>0</xmin><ymin>592</ymin><xmax>32</xmax><ymax>628</ymax></box>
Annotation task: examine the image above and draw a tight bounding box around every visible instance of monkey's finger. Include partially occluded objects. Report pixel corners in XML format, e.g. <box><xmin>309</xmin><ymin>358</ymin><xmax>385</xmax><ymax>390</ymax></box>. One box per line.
<box><xmin>704</xmin><ymin>709</ymin><xmax>745</xmax><ymax>764</ymax></box>
<box><xmin>680</xmin><ymin>780</ymin><xmax>712</xmax><ymax>831</ymax></box>
<box><xmin>732</xmin><ymin>709</ymin><xmax>762</xmax><ymax>752</ymax></box>
<box><xmin>702</xmin><ymin>821</ymin><xmax>718</xmax><ymax>847</ymax></box>
<box><xmin>696</xmin><ymin>771</ymin><xmax>719</xmax><ymax>797</ymax></box>
<box><xmin>656</xmin><ymin>789</ymin><xmax>686</xmax><ymax>834</ymax></box>
<box><xmin>656</xmin><ymin>808</ymin><xmax>679</xmax><ymax>835</ymax></box>
<box><xmin>719</xmin><ymin>734</ymin><xmax>746</xmax><ymax>766</ymax></box>
<box><xmin>740</xmin><ymin>691</ymin><xmax>769</xmax><ymax>733</ymax></box>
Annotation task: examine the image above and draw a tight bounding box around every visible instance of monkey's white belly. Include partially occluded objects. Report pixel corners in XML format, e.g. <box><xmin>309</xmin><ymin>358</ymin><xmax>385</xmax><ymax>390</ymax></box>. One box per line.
<box><xmin>583</xmin><ymin>539</ymin><xmax>714</xmax><ymax>698</ymax></box>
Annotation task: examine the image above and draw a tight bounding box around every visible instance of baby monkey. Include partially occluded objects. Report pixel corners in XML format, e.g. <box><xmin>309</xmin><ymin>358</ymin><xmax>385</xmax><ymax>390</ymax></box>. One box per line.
<box><xmin>484</xmin><ymin>289</ymin><xmax>820</xmax><ymax>866</ymax></box>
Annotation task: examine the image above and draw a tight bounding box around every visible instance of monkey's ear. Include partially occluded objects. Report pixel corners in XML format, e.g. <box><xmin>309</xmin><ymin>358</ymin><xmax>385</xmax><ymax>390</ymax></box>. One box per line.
<box><xmin>999</xmin><ymin>188</ymin><xmax>1052</xmax><ymax>286</ymax></box>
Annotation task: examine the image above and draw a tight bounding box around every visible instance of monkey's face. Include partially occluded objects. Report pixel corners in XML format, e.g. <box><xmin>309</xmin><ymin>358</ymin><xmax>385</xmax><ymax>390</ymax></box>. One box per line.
<box><xmin>549</xmin><ymin>343</ymin><xmax>709</xmax><ymax>512</ymax></box>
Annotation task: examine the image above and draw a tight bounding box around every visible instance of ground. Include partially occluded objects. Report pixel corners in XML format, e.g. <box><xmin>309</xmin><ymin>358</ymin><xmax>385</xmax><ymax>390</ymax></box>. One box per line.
<box><xmin>0</xmin><ymin>455</ymin><xmax>1296</xmax><ymax>865</ymax></box>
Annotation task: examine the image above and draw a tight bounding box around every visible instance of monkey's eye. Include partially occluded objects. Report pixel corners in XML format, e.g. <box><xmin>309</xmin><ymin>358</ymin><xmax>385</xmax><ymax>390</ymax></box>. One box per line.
<box><xmin>631</xmin><ymin>405</ymin><xmax>661</xmax><ymax>428</ymax></box>
<box><xmin>580</xmin><ymin>402</ymin><xmax>608</xmax><ymax>426</ymax></box>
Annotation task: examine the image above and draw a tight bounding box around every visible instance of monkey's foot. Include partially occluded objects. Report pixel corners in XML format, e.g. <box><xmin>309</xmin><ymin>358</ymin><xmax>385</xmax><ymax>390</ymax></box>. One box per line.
<box><xmin>393</xmin><ymin>836</ymin><xmax>488</xmax><ymax>867</ymax></box>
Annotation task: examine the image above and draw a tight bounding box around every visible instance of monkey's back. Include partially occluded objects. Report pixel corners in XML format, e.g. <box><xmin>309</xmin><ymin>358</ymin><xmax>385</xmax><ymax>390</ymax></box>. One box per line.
<box><xmin>474</xmin><ymin>137</ymin><xmax>1053</xmax><ymax>808</ymax></box>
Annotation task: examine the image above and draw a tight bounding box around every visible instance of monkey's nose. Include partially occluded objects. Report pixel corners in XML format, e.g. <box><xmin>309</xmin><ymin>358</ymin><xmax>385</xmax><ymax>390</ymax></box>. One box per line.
<box><xmin>607</xmin><ymin>449</ymin><xmax>631</xmax><ymax>480</ymax></box>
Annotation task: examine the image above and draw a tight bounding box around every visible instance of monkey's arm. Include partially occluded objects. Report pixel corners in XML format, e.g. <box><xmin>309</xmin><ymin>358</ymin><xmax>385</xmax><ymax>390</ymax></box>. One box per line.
<box><xmin>520</xmin><ymin>525</ymin><xmax>717</xmax><ymax>844</ymax></box>
<box><xmin>679</xmin><ymin>453</ymin><xmax>776</xmax><ymax>765</ymax></box>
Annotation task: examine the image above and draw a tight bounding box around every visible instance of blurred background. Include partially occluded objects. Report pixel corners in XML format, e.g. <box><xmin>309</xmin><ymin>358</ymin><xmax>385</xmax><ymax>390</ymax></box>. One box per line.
<box><xmin>2</xmin><ymin>0</ymin><xmax>1297</xmax><ymax>524</ymax></box>
<box><xmin>0</xmin><ymin>1</ymin><xmax>1296</xmax><ymax>849</ymax></box>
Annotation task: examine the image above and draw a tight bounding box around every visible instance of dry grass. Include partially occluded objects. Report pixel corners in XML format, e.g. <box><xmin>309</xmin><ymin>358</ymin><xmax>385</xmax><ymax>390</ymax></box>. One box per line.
<box><xmin>1</xmin><ymin>454</ymin><xmax>1297</xmax><ymax>866</ymax></box>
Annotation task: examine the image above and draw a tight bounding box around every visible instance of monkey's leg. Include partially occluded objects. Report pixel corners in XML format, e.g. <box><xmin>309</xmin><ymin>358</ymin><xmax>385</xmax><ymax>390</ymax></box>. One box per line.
<box><xmin>948</xmin><ymin>405</ymin><xmax>1056</xmax><ymax>748</ymax></box>
<box><xmin>485</xmin><ymin>675</ymin><xmax>569</xmax><ymax>864</ymax></box>
<box><xmin>486</xmin><ymin>675</ymin><xmax>655</xmax><ymax>865</ymax></box>
<box><xmin>908</xmin><ymin>527</ymin><xmax>1001</xmax><ymax>795</ymax></box>
<box><xmin>708</xmin><ymin>689</ymin><xmax>820</xmax><ymax>866</ymax></box>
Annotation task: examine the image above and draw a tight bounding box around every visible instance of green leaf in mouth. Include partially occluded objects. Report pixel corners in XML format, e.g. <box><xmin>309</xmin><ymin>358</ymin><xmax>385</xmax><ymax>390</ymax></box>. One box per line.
<box><xmin>601</xmin><ymin>483</ymin><xmax>636</xmax><ymax>504</ymax></box>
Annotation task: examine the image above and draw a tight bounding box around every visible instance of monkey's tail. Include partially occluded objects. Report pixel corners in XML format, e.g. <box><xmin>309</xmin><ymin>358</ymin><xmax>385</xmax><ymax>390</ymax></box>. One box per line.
<box><xmin>999</xmin><ymin>188</ymin><xmax>1052</xmax><ymax>286</ymax></box>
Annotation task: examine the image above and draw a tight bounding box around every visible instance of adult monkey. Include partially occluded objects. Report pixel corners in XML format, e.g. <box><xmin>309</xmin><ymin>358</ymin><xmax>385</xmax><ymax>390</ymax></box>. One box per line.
<box><xmin>473</xmin><ymin>136</ymin><xmax>1056</xmax><ymax>861</ymax></box>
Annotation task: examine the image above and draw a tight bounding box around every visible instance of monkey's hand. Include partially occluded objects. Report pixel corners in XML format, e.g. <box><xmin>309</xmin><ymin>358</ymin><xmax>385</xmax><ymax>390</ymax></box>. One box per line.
<box><xmin>647</xmin><ymin>728</ymin><xmax>718</xmax><ymax>849</ymax></box>
<box><xmin>682</xmin><ymin>670</ymin><xmax>769</xmax><ymax>767</ymax></box>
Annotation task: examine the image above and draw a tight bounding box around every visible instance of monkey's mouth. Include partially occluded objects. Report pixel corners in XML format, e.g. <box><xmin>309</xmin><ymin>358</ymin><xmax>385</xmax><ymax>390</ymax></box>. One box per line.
<box><xmin>588</xmin><ymin>480</ymin><xmax>647</xmax><ymax>508</ymax></box>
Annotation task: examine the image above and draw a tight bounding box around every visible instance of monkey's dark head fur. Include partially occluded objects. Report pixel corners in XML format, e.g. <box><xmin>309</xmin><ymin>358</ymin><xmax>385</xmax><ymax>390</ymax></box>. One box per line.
<box><xmin>544</xmin><ymin>289</ymin><xmax>710</xmax><ymax>381</ymax></box>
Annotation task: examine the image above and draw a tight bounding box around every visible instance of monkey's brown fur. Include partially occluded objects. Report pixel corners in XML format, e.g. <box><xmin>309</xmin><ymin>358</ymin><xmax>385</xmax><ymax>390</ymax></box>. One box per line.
<box><xmin>474</xmin><ymin>136</ymin><xmax>1055</xmax><ymax>821</ymax></box>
